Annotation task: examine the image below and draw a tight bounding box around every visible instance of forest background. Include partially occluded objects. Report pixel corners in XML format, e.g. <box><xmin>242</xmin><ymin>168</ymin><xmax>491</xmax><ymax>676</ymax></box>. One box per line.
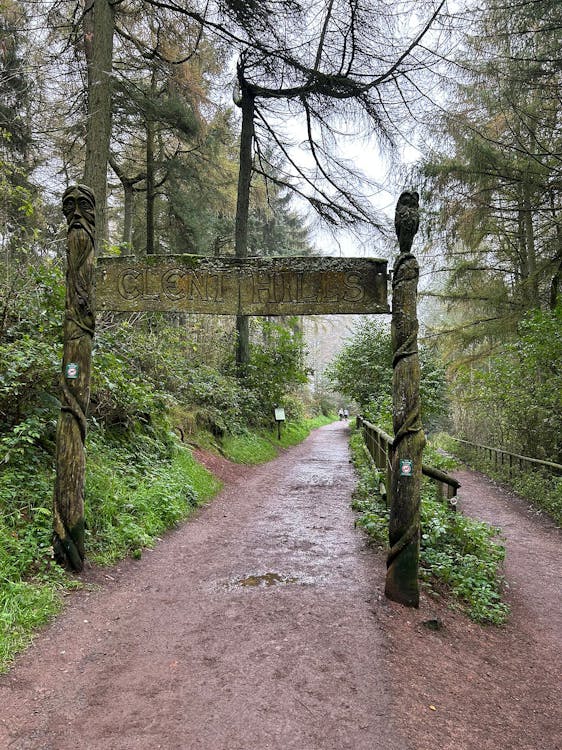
<box><xmin>0</xmin><ymin>0</ymin><xmax>560</xmax><ymax>663</ymax></box>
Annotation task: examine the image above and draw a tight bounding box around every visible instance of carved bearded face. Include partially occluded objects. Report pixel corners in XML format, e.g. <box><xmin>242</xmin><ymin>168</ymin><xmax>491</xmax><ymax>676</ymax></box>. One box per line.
<box><xmin>62</xmin><ymin>186</ymin><xmax>95</xmax><ymax>232</ymax></box>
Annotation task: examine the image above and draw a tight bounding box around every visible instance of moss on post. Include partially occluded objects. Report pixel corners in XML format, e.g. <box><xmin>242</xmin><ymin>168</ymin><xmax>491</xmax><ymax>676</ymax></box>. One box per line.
<box><xmin>386</xmin><ymin>191</ymin><xmax>426</xmax><ymax>607</ymax></box>
<box><xmin>52</xmin><ymin>185</ymin><xmax>96</xmax><ymax>572</ymax></box>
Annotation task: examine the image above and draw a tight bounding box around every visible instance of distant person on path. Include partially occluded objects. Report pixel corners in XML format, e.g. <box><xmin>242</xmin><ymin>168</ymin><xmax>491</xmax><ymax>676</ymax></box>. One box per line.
<box><xmin>338</xmin><ymin>408</ymin><xmax>344</xmax><ymax>420</ymax></box>
<box><xmin>343</xmin><ymin>408</ymin><xmax>349</xmax><ymax>420</ymax></box>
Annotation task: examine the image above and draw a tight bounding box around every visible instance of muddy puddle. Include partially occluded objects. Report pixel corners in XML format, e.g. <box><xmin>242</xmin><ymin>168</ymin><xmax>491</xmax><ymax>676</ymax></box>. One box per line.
<box><xmin>226</xmin><ymin>571</ymin><xmax>316</xmax><ymax>589</ymax></box>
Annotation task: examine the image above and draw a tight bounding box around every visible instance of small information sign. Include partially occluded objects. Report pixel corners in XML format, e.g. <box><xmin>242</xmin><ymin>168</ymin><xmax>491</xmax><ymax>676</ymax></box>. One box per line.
<box><xmin>65</xmin><ymin>362</ymin><xmax>79</xmax><ymax>379</ymax></box>
<box><xmin>399</xmin><ymin>459</ymin><xmax>413</xmax><ymax>476</ymax></box>
<box><xmin>274</xmin><ymin>408</ymin><xmax>286</xmax><ymax>422</ymax></box>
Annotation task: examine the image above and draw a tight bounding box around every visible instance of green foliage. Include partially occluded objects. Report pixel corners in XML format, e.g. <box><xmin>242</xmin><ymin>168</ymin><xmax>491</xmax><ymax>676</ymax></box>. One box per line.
<box><xmin>326</xmin><ymin>320</ymin><xmax>448</xmax><ymax>432</ymax></box>
<box><xmin>451</xmin><ymin>306</ymin><xmax>562</xmax><ymax>463</ymax></box>
<box><xmin>90</xmin><ymin>339</ymin><xmax>167</xmax><ymax>430</ymax></box>
<box><xmin>90</xmin><ymin>314</ymin><xmax>311</xmax><ymax>436</ymax></box>
<box><xmin>348</xmin><ymin>431</ymin><xmax>392</xmax><ymax>548</ymax></box>
<box><xmin>505</xmin><ymin>473</ymin><xmax>561</xmax><ymax>527</ymax></box>
<box><xmin>439</xmin><ymin>435</ymin><xmax>562</xmax><ymax>526</ymax></box>
<box><xmin>221</xmin><ymin>431</ymin><xmax>278</xmax><ymax>464</ymax></box>
<box><xmin>326</xmin><ymin>320</ymin><xmax>392</xmax><ymax>411</ymax></box>
<box><xmin>423</xmin><ymin>439</ymin><xmax>459</xmax><ymax>473</ymax></box>
<box><xmin>248</xmin><ymin>174</ymin><xmax>314</xmax><ymax>258</ymax></box>
<box><xmin>420</xmin><ymin>0</ymin><xmax>560</xmax><ymax>320</ymax></box>
<box><xmin>243</xmin><ymin>318</ymin><xmax>311</xmax><ymax>422</ymax></box>
<box><xmin>0</xmin><ymin>261</ymin><xmax>64</xmax><ymax>447</ymax></box>
<box><xmin>0</xmin><ymin>463</ymin><xmax>56</xmax><ymax>582</ymax></box>
<box><xmin>418</xmin><ymin>347</ymin><xmax>449</xmax><ymax>433</ymax></box>
<box><xmin>0</xmin><ymin>582</ymin><xmax>63</xmax><ymax>670</ymax></box>
<box><xmin>275</xmin><ymin>414</ymin><xmax>334</xmax><ymax>447</ymax></box>
<box><xmin>0</xmin><ymin>422</ymin><xmax>221</xmax><ymax>671</ymax></box>
<box><xmin>418</xmin><ymin>499</ymin><xmax>509</xmax><ymax>625</ymax></box>
<box><xmin>349</xmin><ymin>431</ymin><xmax>509</xmax><ymax>624</ymax></box>
<box><xmin>418</xmin><ymin>0</ymin><xmax>561</xmax><ymax>472</ymax></box>
<box><xmin>0</xmin><ymin>12</ymin><xmax>39</xmax><ymax>250</ymax></box>
<box><xmin>0</xmin><ymin>452</ymin><xmax>78</xmax><ymax>672</ymax></box>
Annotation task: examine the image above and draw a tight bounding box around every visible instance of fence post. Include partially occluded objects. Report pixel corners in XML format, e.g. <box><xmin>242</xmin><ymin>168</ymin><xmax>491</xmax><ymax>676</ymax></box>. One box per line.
<box><xmin>386</xmin><ymin>445</ymin><xmax>392</xmax><ymax>510</ymax></box>
<box><xmin>52</xmin><ymin>185</ymin><xmax>96</xmax><ymax>571</ymax></box>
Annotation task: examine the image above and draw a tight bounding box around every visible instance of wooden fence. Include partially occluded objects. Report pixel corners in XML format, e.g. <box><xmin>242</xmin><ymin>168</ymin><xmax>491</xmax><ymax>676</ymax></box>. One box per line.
<box><xmin>448</xmin><ymin>437</ymin><xmax>562</xmax><ymax>478</ymax></box>
<box><xmin>356</xmin><ymin>416</ymin><xmax>460</xmax><ymax>508</ymax></box>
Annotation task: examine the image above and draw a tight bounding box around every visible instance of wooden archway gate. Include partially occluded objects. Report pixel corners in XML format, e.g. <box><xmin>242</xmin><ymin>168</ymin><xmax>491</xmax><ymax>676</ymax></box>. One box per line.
<box><xmin>55</xmin><ymin>185</ymin><xmax>423</xmax><ymax>607</ymax></box>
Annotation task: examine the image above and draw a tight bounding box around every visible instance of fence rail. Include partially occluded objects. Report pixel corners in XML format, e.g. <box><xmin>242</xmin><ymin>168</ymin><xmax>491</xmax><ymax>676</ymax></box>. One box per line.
<box><xmin>356</xmin><ymin>416</ymin><xmax>460</xmax><ymax>508</ymax></box>
<box><xmin>448</xmin><ymin>437</ymin><xmax>562</xmax><ymax>477</ymax></box>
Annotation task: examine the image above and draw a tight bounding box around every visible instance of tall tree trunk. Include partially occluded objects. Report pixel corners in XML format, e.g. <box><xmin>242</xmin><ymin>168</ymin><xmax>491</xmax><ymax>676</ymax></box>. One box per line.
<box><xmin>550</xmin><ymin>259</ymin><xmax>562</xmax><ymax>310</ymax></box>
<box><xmin>234</xmin><ymin>82</ymin><xmax>255</xmax><ymax>374</ymax></box>
<box><xmin>146</xmin><ymin>115</ymin><xmax>155</xmax><ymax>254</ymax></box>
<box><xmin>522</xmin><ymin>179</ymin><xmax>539</xmax><ymax>306</ymax></box>
<box><xmin>122</xmin><ymin>180</ymin><xmax>134</xmax><ymax>250</ymax></box>
<box><xmin>548</xmin><ymin>188</ymin><xmax>561</xmax><ymax>310</ymax></box>
<box><xmin>145</xmin><ymin>69</ymin><xmax>158</xmax><ymax>254</ymax></box>
<box><xmin>83</xmin><ymin>0</ymin><xmax>115</xmax><ymax>253</ymax></box>
<box><xmin>109</xmin><ymin>156</ymin><xmax>139</xmax><ymax>251</ymax></box>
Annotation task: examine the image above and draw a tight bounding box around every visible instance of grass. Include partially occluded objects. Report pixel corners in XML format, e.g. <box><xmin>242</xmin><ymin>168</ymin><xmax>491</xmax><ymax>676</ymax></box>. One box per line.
<box><xmin>84</xmin><ymin>435</ymin><xmax>222</xmax><ymax>564</ymax></box>
<box><xmin>0</xmin><ymin>457</ymin><xmax>70</xmax><ymax>670</ymax></box>
<box><xmin>349</xmin><ymin>431</ymin><xmax>510</xmax><ymax>625</ymax></box>
<box><xmin>221</xmin><ymin>414</ymin><xmax>335</xmax><ymax>464</ymax></box>
<box><xmin>0</xmin><ymin>580</ymin><xmax>64</xmax><ymax>669</ymax></box>
<box><xmin>0</xmin><ymin>430</ymin><xmax>221</xmax><ymax>672</ymax></box>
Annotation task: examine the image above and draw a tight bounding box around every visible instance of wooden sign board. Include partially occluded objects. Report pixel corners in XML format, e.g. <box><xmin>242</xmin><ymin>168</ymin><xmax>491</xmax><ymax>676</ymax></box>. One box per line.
<box><xmin>96</xmin><ymin>255</ymin><xmax>389</xmax><ymax>316</ymax></box>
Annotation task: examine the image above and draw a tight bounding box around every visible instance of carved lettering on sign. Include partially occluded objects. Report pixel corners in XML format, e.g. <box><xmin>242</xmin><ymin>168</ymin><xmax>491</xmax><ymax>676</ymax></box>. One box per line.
<box><xmin>343</xmin><ymin>272</ymin><xmax>364</xmax><ymax>302</ymax></box>
<box><xmin>118</xmin><ymin>269</ymin><xmax>142</xmax><ymax>300</ymax></box>
<box><xmin>252</xmin><ymin>272</ymin><xmax>276</xmax><ymax>304</ymax></box>
<box><xmin>97</xmin><ymin>256</ymin><xmax>389</xmax><ymax>316</ymax></box>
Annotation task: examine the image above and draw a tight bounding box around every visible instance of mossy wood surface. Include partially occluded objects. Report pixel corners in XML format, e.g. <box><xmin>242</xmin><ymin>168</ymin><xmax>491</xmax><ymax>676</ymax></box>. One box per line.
<box><xmin>96</xmin><ymin>256</ymin><xmax>389</xmax><ymax>315</ymax></box>
<box><xmin>386</xmin><ymin>192</ymin><xmax>425</xmax><ymax>607</ymax></box>
<box><xmin>386</xmin><ymin>251</ymin><xmax>426</xmax><ymax>606</ymax></box>
<box><xmin>53</xmin><ymin>187</ymin><xmax>96</xmax><ymax>571</ymax></box>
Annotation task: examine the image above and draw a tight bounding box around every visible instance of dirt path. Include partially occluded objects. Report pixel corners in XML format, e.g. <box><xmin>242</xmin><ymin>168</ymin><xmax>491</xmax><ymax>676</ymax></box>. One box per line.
<box><xmin>0</xmin><ymin>423</ymin><xmax>400</xmax><ymax>750</ymax></box>
<box><xmin>376</xmin><ymin>467</ymin><xmax>562</xmax><ymax>750</ymax></box>
<box><xmin>1</xmin><ymin>424</ymin><xmax>561</xmax><ymax>749</ymax></box>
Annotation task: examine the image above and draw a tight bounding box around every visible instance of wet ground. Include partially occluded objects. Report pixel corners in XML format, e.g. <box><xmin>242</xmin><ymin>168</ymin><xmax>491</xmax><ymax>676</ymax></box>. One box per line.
<box><xmin>1</xmin><ymin>422</ymin><xmax>560</xmax><ymax>749</ymax></box>
<box><xmin>0</xmin><ymin>422</ymin><xmax>400</xmax><ymax>750</ymax></box>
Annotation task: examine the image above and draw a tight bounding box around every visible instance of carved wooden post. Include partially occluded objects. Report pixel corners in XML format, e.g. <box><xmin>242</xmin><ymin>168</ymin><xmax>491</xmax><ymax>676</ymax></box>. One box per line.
<box><xmin>53</xmin><ymin>185</ymin><xmax>96</xmax><ymax>571</ymax></box>
<box><xmin>386</xmin><ymin>191</ymin><xmax>426</xmax><ymax>607</ymax></box>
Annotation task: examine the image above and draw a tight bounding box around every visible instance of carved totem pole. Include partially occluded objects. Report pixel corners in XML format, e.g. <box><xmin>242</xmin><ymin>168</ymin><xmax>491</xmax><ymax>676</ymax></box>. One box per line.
<box><xmin>53</xmin><ymin>185</ymin><xmax>96</xmax><ymax>571</ymax></box>
<box><xmin>386</xmin><ymin>190</ymin><xmax>426</xmax><ymax>606</ymax></box>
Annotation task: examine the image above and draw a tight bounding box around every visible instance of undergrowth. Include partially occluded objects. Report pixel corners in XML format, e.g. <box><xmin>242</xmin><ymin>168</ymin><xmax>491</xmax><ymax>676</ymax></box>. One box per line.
<box><xmin>349</xmin><ymin>431</ymin><xmax>510</xmax><ymax>625</ymax></box>
<box><xmin>0</xmin><ymin>427</ymin><xmax>220</xmax><ymax>672</ymax></box>
<box><xmin>84</xmin><ymin>431</ymin><xmax>222</xmax><ymax>564</ymax></box>
<box><xmin>0</xmin><ymin>455</ymin><xmax>72</xmax><ymax>670</ymax></box>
